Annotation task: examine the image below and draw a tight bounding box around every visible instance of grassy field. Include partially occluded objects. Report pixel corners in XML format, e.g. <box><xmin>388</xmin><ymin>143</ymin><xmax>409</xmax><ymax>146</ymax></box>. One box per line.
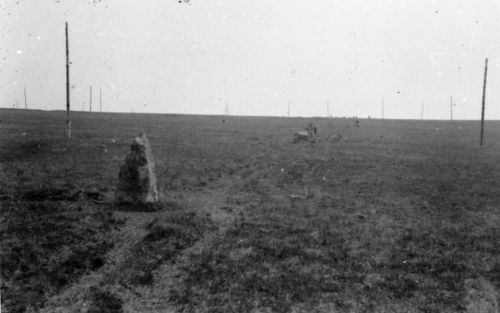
<box><xmin>1</xmin><ymin>108</ymin><xmax>500</xmax><ymax>313</ymax></box>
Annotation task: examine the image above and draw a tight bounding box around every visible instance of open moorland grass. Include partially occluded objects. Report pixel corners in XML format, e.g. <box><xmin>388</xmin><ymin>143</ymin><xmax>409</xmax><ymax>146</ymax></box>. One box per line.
<box><xmin>1</xmin><ymin>108</ymin><xmax>500</xmax><ymax>313</ymax></box>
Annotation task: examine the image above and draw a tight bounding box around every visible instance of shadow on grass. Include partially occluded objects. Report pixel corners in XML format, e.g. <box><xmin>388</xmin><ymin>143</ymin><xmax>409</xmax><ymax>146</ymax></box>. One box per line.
<box><xmin>113</xmin><ymin>200</ymin><xmax>183</xmax><ymax>213</ymax></box>
<box><xmin>0</xmin><ymin>139</ymin><xmax>55</xmax><ymax>163</ymax></box>
<box><xmin>21</xmin><ymin>187</ymin><xmax>81</xmax><ymax>201</ymax></box>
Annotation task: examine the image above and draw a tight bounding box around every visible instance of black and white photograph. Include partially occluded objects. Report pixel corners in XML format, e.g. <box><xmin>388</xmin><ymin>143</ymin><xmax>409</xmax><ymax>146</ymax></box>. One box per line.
<box><xmin>1</xmin><ymin>0</ymin><xmax>500</xmax><ymax>312</ymax></box>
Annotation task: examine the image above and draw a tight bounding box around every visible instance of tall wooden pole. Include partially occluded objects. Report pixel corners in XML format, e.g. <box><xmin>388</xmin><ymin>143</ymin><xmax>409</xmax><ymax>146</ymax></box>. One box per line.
<box><xmin>99</xmin><ymin>88</ymin><xmax>102</xmax><ymax>112</ymax></box>
<box><xmin>421</xmin><ymin>102</ymin><xmax>424</xmax><ymax>120</ymax></box>
<box><xmin>287</xmin><ymin>101</ymin><xmax>290</xmax><ymax>117</ymax></box>
<box><xmin>89</xmin><ymin>85</ymin><xmax>92</xmax><ymax>112</ymax></box>
<box><xmin>381</xmin><ymin>97</ymin><xmax>384</xmax><ymax>119</ymax></box>
<box><xmin>450</xmin><ymin>96</ymin><xmax>453</xmax><ymax>121</ymax></box>
<box><xmin>24</xmin><ymin>86</ymin><xmax>27</xmax><ymax>109</ymax></box>
<box><xmin>480</xmin><ymin>58</ymin><xmax>488</xmax><ymax>146</ymax></box>
<box><xmin>326</xmin><ymin>100</ymin><xmax>330</xmax><ymax>117</ymax></box>
<box><xmin>65</xmin><ymin>22</ymin><xmax>71</xmax><ymax>139</ymax></box>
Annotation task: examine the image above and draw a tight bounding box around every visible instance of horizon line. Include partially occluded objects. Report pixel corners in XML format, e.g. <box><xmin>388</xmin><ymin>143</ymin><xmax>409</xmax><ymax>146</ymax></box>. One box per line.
<box><xmin>2</xmin><ymin>108</ymin><xmax>500</xmax><ymax>121</ymax></box>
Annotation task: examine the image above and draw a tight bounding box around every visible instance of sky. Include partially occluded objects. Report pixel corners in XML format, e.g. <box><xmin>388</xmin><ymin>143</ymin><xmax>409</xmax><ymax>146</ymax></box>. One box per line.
<box><xmin>1</xmin><ymin>0</ymin><xmax>499</xmax><ymax>119</ymax></box>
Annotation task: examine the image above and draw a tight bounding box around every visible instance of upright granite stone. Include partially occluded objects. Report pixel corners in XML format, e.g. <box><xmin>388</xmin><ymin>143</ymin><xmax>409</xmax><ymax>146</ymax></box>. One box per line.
<box><xmin>115</xmin><ymin>132</ymin><xmax>159</xmax><ymax>204</ymax></box>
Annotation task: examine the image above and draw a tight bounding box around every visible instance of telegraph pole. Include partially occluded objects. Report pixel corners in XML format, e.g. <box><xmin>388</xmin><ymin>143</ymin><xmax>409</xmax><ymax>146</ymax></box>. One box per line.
<box><xmin>381</xmin><ymin>97</ymin><xmax>384</xmax><ymax>119</ymax></box>
<box><xmin>89</xmin><ymin>85</ymin><xmax>92</xmax><ymax>112</ymax></box>
<box><xmin>287</xmin><ymin>101</ymin><xmax>290</xmax><ymax>117</ymax></box>
<box><xmin>65</xmin><ymin>22</ymin><xmax>71</xmax><ymax>139</ymax></box>
<box><xmin>450</xmin><ymin>96</ymin><xmax>453</xmax><ymax>121</ymax></box>
<box><xmin>99</xmin><ymin>88</ymin><xmax>102</xmax><ymax>112</ymax></box>
<box><xmin>480</xmin><ymin>58</ymin><xmax>488</xmax><ymax>145</ymax></box>
<box><xmin>421</xmin><ymin>102</ymin><xmax>424</xmax><ymax>120</ymax></box>
<box><xmin>326</xmin><ymin>100</ymin><xmax>330</xmax><ymax>117</ymax></box>
<box><xmin>24</xmin><ymin>86</ymin><xmax>27</xmax><ymax>109</ymax></box>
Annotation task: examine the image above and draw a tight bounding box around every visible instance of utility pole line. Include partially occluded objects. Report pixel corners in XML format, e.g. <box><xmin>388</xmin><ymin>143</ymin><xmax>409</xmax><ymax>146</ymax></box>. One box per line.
<box><xmin>24</xmin><ymin>86</ymin><xmax>27</xmax><ymax>109</ymax></box>
<box><xmin>381</xmin><ymin>97</ymin><xmax>384</xmax><ymax>119</ymax></box>
<box><xmin>89</xmin><ymin>85</ymin><xmax>92</xmax><ymax>112</ymax></box>
<box><xmin>450</xmin><ymin>96</ymin><xmax>453</xmax><ymax>121</ymax></box>
<box><xmin>480</xmin><ymin>58</ymin><xmax>488</xmax><ymax>146</ymax></box>
<box><xmin>65</xmin><ymin>22</ymin><xmax>71</xmax><ymax>139</ymax></box>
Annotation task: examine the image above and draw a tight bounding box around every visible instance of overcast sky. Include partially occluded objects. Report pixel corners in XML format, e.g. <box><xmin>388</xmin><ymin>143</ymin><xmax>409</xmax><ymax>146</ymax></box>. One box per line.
<box><xmin>1</xmin><ymin>0</ymin><xmax>499</xmax><ymax>119</ymax></box>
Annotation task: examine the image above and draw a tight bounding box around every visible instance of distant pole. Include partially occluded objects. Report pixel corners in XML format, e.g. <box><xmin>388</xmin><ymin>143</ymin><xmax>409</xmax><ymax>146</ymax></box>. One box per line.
<box><xmin>480</xmin><ymin>58</ymin><xmax>488</xmax><ymax>146</ymax></box>
<box><xmin>65</xmin><ymin>22</ymin><xmax>71</xmax><ymax>139</ymax></box>
<box><xmin>450</xmin><ymin>96</ymin><xmax>453</xmax><ymax>121</ymax></box>
<box><xmin>287</xmin><ymin>101</ymin><xmax>290</xmax><ymax>117</ymax></box>
<box><xmin>24</xmin><ymin>86</ymin><xmax>27</xmax><ymax>109</ymax></box>
<box><xmin>99</xmin><ymin>88</ymin><xmax>102</xmax><ymax>112</ymax></box>
<box><xmin>89</xmin><ymin>85</ymin><xmax>92</xmax><ymax>112</ymax></box>
<box><xmin>381</xmin><ymin>97</ymin><xmax>384</xmax><ymax>119</ymax></box>
<box><xmin>326</xmin><ymin>100</ymin><xmax>330</xmax><ymax>117</ymax></box>
<box><xmin>421</xmin><ymin>102</ymin><xmax>424</xmax><ymax>120</ymax></box>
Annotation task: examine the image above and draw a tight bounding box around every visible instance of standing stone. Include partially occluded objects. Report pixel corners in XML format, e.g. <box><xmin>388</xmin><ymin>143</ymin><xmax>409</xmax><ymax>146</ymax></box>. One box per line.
<box><xmin>115</xmin><ymin>132</ymin><xmax>159</xmax><ymax>204</ymax></box>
